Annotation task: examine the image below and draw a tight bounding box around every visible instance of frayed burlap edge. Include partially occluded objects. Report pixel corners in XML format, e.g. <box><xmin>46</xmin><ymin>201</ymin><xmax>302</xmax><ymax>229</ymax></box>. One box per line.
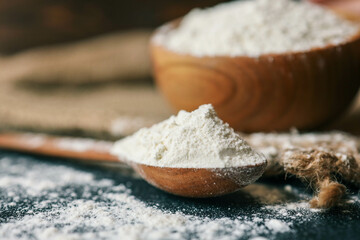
<box><xmin>244</xmin><ymin>132</ymin><xmax>360</xmax><ymax>209</ymax></box>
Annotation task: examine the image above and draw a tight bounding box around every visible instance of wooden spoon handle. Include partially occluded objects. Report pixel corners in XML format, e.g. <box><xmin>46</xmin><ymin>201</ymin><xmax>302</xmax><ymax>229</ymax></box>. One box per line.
<box><xmin>0</xmin><ymin>132</ymin><xmax>119</xmax><ymax>163</ymax></box>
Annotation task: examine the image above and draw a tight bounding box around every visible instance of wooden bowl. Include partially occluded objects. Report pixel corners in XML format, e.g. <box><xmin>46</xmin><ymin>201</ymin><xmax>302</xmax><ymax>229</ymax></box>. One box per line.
<box><xmin>150</xmin><ymin>20</ymin><xmax>360</xmax><ymax>132</ymax></box>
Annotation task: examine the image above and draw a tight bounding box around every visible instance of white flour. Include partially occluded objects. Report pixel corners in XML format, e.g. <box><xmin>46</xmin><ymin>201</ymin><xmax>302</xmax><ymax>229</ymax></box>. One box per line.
<box><xmin>154</xmin><ymin>0</ymin><xmax>359</xmax><ymax>57</ymax></box>
<box><xmin>0</xmin><ymin>155</ymin><xmax>326</xmax><ymax>240</ymax></box>
<box><xmin>1</xmin><ymin>155</ymin><xmax>359</xmax><ymax>240</ymax></box>
<box><xmin>111</xmin><ymin>104</ymin><xmax>266</xmax><ymax>168</ymax></box>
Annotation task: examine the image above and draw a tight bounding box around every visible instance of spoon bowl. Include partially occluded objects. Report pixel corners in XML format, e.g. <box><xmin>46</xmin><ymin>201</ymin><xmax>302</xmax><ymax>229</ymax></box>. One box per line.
<box><xmin>132</xmin><ymin>162</ymin><xmax>267</xmax><ymax>197</ymax></box>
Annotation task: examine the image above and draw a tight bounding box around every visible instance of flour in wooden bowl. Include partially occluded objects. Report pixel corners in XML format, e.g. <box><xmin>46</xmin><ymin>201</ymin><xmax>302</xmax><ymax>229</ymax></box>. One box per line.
<box><xmin>111</xmin><ymin>104</ymin><xmax>266</xmax><ymax>168</ymax></box>
<box><xmin>154</xmin><ymin>0</ymin><xmax>360</xmax><ymax>57</ymax></box>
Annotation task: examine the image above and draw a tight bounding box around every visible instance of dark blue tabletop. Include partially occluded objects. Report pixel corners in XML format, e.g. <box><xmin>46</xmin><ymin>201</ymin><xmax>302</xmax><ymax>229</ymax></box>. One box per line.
<box><xmin>0</xmin><ymin>150</ymin><xmax>359</xmax><ymax>240</ymax></box>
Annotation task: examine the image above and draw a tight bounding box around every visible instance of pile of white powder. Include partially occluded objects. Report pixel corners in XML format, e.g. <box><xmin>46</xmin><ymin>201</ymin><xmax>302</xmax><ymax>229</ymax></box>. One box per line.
<box><xmin>154</xmin><ymin>0</ymin><xmax>359</xmax><ymax>57</ymax></box>
<box><xmin>111</xmin><ymin>104</ymin><xmax>266</xmax><ymax>168</ymax></box>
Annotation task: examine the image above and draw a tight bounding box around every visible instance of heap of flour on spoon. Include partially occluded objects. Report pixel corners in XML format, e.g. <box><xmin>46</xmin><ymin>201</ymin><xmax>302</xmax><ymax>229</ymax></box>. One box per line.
<box><xmin>111</xmin><ymin>104</ymin><xmax>266</xmax><ymax>168</ymax></box>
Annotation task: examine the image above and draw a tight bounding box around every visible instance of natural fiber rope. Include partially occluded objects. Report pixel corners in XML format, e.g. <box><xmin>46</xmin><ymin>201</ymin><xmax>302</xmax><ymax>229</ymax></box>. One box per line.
<box><xmin>244</xmin><ymin>131</ymin><xmax>360</xmax><ymax>209</ymax></box>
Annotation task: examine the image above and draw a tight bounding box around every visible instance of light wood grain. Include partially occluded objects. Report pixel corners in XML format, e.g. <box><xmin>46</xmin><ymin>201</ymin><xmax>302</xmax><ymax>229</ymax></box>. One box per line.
<box><xmin>151</xmin><ymin>20</ymin><xmax>360</xmax><ymax>132</ymax></box>
<box><xmin>0</xmin><ymin>133</ymin><xmax>118</xmax><ymax>163</ymax></box>
<box><xmin>133</xmin><ymin>163</ymin><xmax>266</xmax><ymax>197</ymax></box>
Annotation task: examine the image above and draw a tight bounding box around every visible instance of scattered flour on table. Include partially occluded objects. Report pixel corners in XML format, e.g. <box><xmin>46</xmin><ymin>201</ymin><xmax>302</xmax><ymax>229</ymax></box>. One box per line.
<box><xmin>0</xmin><ymin>155</ymin><xmax>292</xmax><ymax>240</ymax></box>
<box><xmin>265</xmin><ymin>219</ymin><xmax>291</xmax><ymax>233</ymax></box>
<box><xmin>154</xmin><ymin>0</ymin><xmax>360</xmax><ymax>57</ymax></box>
<box><xmin>0</xmin><ymin>155</ymin><xmax>359</xmax><ymax>240</ymax></box>
<box><xmin>111</xmin><ymin>104</ymin><xmax>266</xmax><ymax>168</ymax></box>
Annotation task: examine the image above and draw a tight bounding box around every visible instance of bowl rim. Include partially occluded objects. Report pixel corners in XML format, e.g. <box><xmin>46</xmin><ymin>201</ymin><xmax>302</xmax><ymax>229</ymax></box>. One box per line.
<box><xmin>151</xmin><ymin>16</ymin><xmax>360</xmax><ymax>59</ymax></box>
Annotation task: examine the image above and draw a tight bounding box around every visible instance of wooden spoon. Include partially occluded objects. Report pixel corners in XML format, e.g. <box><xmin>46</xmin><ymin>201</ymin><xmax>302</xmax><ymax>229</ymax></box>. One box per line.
<box><xmin>0</xmin><ymin>132</ymin><xmax>267</xmax><ymax>198</ymax></box>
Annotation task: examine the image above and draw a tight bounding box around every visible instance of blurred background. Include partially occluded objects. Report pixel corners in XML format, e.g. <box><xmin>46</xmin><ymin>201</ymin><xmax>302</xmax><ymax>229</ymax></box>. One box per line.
<box><xmin>0</xmin><ymin>0</ymin><xmax>228</xmax><ymax>139</ymax></box>
<box><xmin>0</xmin><ymin>0</ymin><xmax>359</xmax><ymax>140</ymax></box>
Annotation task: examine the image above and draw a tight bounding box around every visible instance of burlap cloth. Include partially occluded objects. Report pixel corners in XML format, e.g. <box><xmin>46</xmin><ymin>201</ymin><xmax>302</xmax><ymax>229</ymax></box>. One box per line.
<box><xmin>0</xmin><ymin>30</ymin><xmax>173</xmax><ymax>139</ymax></box>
